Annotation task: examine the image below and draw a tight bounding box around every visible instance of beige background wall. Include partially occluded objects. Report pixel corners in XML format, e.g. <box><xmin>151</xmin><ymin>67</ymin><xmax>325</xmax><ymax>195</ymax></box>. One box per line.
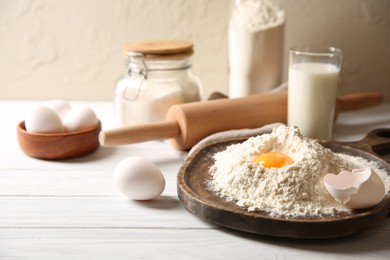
<box><xmin>1</xmin><ymin>0</ymin><xmax>389</xmax><ymax>101</ymax></box>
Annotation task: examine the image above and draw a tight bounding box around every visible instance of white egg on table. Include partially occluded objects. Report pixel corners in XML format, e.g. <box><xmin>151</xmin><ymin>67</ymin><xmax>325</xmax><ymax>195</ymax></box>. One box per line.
<box><xmin>63</xmin><ymin>106</ymin><xmax>99</xmax><ymax>132</ymax></box>
<box><xmin>25</xmin><ymin>105</ymin><xmax>64</xmax><ymax>133</ymax></box>
<box><xmin>43</xmin><ymin>99</ymin><xmax>71</xmax><ymax>120</ymax></box>
<box><xmin>113</xmin><ymin>157</ymin><xmax>166</xmax><ymax>200</ymax></box>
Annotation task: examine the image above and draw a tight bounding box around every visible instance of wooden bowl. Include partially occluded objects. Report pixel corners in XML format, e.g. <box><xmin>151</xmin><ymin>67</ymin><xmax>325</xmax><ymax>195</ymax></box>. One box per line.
<box><xmin>17</xmin><ymin>120</ymin><xmax>101</xmax><ymax>160</ymax></box>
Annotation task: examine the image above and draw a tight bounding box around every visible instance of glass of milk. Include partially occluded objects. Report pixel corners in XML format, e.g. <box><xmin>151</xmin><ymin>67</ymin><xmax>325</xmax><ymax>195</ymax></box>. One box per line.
<box><xmin>288</xmin><ymin>47</ymin><xmax>342</xmax><ymax>140</ymax></box>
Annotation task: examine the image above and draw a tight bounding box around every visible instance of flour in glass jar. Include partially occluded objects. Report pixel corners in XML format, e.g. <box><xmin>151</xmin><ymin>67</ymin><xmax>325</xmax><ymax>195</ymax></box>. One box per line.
<box><xmin>229</xmin><ymin>0</ymin><xmax>285</xmax><ymax>97</ymax></box>
<box><xmin>208</xmin><ymin>125</ymin><xmax>390</xmax><ymax>217</ymax></box>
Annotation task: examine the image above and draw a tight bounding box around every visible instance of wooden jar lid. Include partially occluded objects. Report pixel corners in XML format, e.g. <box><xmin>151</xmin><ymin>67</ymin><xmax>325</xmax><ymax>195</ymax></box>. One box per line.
<box><xmin>123</xmin><ymin>40</ymin><xmax>194</xmax><ymax>60</ymax></box>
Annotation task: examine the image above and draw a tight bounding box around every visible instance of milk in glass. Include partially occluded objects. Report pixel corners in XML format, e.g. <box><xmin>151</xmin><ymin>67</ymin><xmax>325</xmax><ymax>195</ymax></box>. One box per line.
<box><xmin>288</xmin><ymin>62</ymin><xmax>340</xmax><ymax>139</ymax></box>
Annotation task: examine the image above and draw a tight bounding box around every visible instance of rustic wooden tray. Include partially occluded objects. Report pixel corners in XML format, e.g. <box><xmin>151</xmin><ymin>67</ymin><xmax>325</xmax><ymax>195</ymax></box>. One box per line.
<box><xmin>177</xmin><ymin>129</ymin><xmax>390</xmax><ymax>239</ymax></box>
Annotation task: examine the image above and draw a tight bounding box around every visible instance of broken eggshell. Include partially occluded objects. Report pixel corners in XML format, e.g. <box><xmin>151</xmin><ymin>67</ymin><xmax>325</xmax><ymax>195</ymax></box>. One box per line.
<box><xmin>323</xmin><ymin>167</ymin><xmax>386</xmax><ymax>209</ymax></box>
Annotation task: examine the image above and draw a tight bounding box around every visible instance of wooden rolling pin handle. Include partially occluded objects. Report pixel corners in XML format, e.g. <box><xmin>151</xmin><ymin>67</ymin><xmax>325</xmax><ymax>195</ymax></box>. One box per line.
<box><xmin>337</xmin><ymin>92</ymin><xmax>384</xmax><ymax>112</ymax></box>
<box><xmin>99</xmin><ymin>120</ymin><xmax>180</xmax><ymax>146</ymax></box>
<box><xmin>99</xmin><ymin>91</ymin><xmax>384</xmax><ymax>150</ymax></box>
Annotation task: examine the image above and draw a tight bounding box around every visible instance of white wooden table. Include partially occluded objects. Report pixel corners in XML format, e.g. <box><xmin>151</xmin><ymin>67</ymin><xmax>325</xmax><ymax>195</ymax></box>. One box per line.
<box><xmin>1</xmin><ymin>101</ymin><xmax>389</xmax><ymax>259</ymax></box>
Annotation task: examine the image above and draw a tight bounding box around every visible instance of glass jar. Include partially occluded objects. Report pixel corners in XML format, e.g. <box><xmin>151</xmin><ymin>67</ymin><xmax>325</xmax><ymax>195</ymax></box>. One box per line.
<box><xmin>114</xmin><ymin>40</ymin><xmax>202</xmax><ymax>126</ymax></box>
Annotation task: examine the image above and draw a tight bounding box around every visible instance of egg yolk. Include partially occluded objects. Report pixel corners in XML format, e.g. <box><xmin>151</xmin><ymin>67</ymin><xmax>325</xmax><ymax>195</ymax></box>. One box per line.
<box><xmin>254</xmin><ymin>152</ymin><xmax>294</xmax><ymax>168</ymax></box>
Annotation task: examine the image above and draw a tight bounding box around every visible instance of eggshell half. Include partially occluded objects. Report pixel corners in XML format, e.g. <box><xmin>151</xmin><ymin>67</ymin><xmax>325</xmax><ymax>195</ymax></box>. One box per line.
<box><xmin>324</xmin><ymin>167</ymin><xmax>386</xmax><ymax>209</ymax></box>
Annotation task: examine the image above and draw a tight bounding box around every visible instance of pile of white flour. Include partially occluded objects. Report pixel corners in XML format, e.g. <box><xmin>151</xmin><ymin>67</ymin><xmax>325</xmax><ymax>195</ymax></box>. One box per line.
<box><xmin>209</xmin><ymin>125</ymin><xmax>390</xmax><ymax>217</ymax></box>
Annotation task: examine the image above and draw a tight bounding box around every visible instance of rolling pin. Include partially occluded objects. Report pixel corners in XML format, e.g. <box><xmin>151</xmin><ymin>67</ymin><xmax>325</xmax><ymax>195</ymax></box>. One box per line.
<box><xmin>99</xmin><ymin>91</ymin><xmax>383</xmax><ymax>150</ymax></box>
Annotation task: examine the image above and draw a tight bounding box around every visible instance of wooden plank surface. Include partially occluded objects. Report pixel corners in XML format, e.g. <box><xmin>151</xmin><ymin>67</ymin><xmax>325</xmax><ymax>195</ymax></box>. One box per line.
<box><xmin>1</xmin><ymin>101</ymin><xmax>390</xmax><ymax>259</ymax></box>
<box><xmin>1</xmin><ymin>227</ymin><xmax>390</xmax><ymax>260</ymax></box>
<box><xmin>0</xmin><ymin>197</ymin><xmax>212</xmax><ymax>229</ymax></box>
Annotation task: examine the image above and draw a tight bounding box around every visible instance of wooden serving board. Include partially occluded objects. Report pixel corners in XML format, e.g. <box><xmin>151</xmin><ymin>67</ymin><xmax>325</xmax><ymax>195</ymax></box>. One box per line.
<box><xmin>177</xmin><ymin>129</ymin><xmax>390</xmax><ymax>239</ymax></box>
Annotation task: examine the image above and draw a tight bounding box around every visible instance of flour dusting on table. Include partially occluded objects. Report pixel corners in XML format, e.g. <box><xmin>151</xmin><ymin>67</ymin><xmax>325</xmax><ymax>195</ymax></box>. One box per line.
<box><xmin>208</xmin><ymin>125</ymin><xmax>390</xmax><ymax>217</ymax></box>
